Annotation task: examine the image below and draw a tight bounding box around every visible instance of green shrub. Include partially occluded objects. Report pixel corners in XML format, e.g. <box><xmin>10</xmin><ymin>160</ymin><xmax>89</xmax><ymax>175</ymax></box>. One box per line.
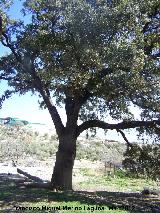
<box><xmin>123</xmin><ymin>143</ymin><xmax>160</xmax><ymax>180</ymax></box>
<box><xmin>0</xmin><ymin>126</ymin><xmax>58</xmax><ymax>161</ymax></box>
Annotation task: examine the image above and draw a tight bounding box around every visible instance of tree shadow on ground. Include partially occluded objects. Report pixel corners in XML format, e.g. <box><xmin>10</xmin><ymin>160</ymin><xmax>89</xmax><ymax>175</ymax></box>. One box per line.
<box><xmin>0</xmin><ymin>173</ymin><xmax>159</xmax><ymax>213</ymax></box>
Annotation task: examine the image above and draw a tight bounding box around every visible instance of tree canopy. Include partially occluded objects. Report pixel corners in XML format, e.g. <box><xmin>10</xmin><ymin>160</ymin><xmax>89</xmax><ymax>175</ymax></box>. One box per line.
<box><xmin>0</xmin><ymin>0</ymin><xmax>160</xmax><ymax>190</ymax></box>
<box><xmin>0</xmin><ymin>0</ymin><xmax>160</xmax><ymax>140</ymax></box>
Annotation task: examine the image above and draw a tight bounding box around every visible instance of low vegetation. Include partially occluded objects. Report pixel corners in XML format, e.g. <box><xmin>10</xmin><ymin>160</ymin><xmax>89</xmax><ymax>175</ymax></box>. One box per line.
<box><xmin>123</xmin><ymin>144</ymin><xmax>160</xmax><ymax>180</ymax></box>
<box><xmin>77</xmin><ymin>168</ymin><xmax>158</xmax><ymax>192</ymax></box>
<box><xmin>0</xmin><ymin>126</ymin><xmax>160</xmax><ymax>181</ymax></box>
<box><xmin>0</xmin><ymin>126</ymin><xmax>159</xmax><ymax>212</ymax></box>
<box><xmin>0</xmin><ymin>170</ymin><xmax>159</xmax><ymax>213</ymax></box>
<box><xmin>0</xmin><ymin>126</ymin><xmax>125</xmax><ymax>163</ymax></box>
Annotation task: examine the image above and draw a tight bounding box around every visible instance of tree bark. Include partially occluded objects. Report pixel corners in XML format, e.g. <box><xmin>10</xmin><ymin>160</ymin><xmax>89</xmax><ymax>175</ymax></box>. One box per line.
<box><xmin>51</xmin><ymin>133</ymin><xmax>77</xmax><ymax>191</ymax></box>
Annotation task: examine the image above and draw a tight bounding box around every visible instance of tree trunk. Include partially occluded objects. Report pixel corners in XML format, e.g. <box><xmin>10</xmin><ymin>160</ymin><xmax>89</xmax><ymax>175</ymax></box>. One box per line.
<box><xmin>51</xmin><ymin>133</ymin><xmax>76</xmax><ymax>191</ymax></box>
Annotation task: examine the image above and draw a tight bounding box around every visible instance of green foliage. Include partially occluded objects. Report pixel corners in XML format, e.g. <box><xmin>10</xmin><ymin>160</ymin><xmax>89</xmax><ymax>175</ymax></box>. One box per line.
<box><xmin>123</xmin><ymin>143</ymin><xmax>160</xmax><ymax>180</ymax></box>
<box><xmin>0</xmin><ymin>0</ymin><xmax>159</xmax><ymax>126</ymax></box>
<box><xmin>78</xmin><ymin>167</ymin><xmax>156</xmax><ymax>192</ymax></box>
<box><xmin>0</xmin><ymin>3</ymin><xmax>159</xmax><ymax>191</ymax></box>
<box><xmin>25</xmin><ymin>141</ymin><xmax>57</xmax><ymax>160</ymax></box>
<box><xmin>114</xmin><ymin>170</ymin><xmax>128</xmax><ymax>179</ymax></box>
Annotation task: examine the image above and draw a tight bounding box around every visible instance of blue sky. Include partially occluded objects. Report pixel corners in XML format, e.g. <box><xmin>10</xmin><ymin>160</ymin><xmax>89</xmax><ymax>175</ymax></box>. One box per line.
<box><xmin>0</xmin><ymin>0</ymin><xmax>142</xmax><ymax>142</ymax></box>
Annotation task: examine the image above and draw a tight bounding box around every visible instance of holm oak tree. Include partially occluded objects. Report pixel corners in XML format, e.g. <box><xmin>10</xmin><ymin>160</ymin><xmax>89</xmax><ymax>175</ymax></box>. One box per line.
<box><xmin>0</xmin><ymin>0</ymin><xmax>160</xmax><ymax>190</ymax></box>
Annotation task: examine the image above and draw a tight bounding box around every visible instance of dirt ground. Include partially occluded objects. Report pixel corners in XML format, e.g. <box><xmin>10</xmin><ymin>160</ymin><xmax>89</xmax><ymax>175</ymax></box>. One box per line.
<box><xmin>0</xmin><ymin>159</ymin><xmax>104</xmax><ymax>186</ymax></box>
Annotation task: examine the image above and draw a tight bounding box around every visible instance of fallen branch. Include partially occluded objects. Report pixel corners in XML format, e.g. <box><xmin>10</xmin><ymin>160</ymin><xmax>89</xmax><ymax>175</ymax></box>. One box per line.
<box><xmin>23</xmin><ymin>182</ymin><xmax>51</xmax><ymax>189</ymax></box>
<box><xmin>17</xmin><ymin>168</ymin><xmax>45</xmax><ymax>183</ymax></box>
<box><xmin>16</xmin><ymin>168</ymin><xmax>53</xmax><ymax>190</ymax></box>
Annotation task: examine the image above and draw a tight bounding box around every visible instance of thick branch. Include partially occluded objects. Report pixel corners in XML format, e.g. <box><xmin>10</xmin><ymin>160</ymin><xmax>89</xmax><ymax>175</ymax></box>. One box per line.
<box><xmin>79</xmin><ymin>89</ymin><xmax>93</xmax><ymax>105</ymax></box>
<box><xmin>75</xmin><ymin>68</ymin><xmax>113</xmax><ymax>107</ymax></box>
<box><xmin>77</xmin><ymin>119</ymin><xmax>160</xmax><ymax>136</ymax></box>
<box><xmin>32</xmin><ymin>73</ymin><xmax>65</xmax><ymax>136</ymax></box>
<box><xmin>1</xmin><ymin>33</ymin><xmax>22</xmax><ymax>62</ymax></box>
<box><xmin>1</xmin><ymin>33</ymin><xmax>64</xmax><ymax>136</ymax></box>
<box><xmin>116</xmin><ymin>129</ymin><xmax>132</xmax><ymax>148</ymax></box>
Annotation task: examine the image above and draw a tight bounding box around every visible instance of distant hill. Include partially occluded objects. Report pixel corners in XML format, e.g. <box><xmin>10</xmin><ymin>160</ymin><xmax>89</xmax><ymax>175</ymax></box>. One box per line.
<box><xmin>0</xmin><ymin>126</ymin><xmax>126</xmax><ymax>163</ymax></box>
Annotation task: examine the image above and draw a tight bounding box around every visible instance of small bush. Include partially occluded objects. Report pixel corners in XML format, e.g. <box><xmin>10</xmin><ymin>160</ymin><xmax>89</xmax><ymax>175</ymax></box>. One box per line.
<box><xmin>123</xmin><ymin>143</ymin><xmax>160</xmax><ymax>180</ymax></box>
